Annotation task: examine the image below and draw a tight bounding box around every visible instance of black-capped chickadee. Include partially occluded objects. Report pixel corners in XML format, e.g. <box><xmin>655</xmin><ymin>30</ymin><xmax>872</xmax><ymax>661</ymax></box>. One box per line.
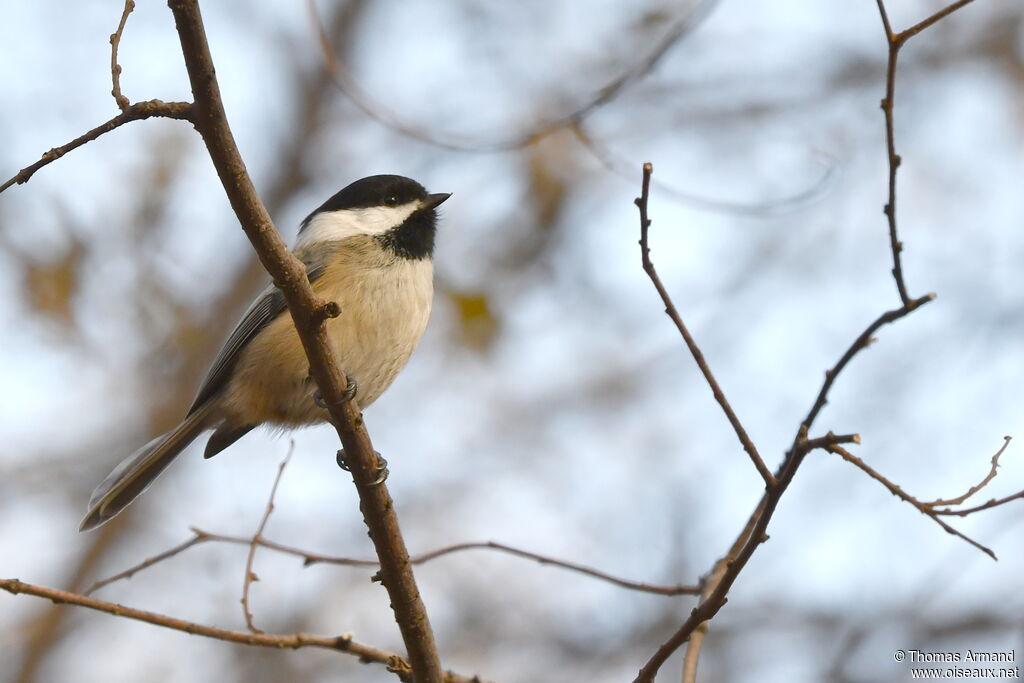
<box><xmin>80</xmin><ymin>175</ymin><xmax>450</xmax><ymax>531</ymax></box>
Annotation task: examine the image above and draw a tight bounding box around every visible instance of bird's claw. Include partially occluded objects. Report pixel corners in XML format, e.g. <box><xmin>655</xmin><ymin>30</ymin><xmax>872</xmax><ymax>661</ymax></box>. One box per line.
<box><xmin>313</xmin><ymin>374</ymin><xmax>358</xmax><ymax>409</ymax></box>
<box><xmin>336</xmin><ymin>449</ymin><xmax>389</xmax><ymax>486</ymax></box>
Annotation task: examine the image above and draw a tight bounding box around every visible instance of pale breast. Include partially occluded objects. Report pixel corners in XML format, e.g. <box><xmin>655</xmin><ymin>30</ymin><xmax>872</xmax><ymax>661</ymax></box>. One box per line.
<box><xmin>222</xmin><ymin>252</ymin><xmax>433</xmax><ymax>427</ymax></box>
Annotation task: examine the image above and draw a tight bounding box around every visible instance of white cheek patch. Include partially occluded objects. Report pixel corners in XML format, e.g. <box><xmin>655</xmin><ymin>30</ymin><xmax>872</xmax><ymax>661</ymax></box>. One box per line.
<box><xmin>296</xmin><ymin>201</ymin><xmax>419</xmax><ymax>248</ymax></box>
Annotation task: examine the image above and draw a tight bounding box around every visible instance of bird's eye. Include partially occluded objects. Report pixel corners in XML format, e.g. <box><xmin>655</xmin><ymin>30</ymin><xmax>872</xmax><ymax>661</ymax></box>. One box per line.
<box><xmin>387</xmin><ymin>195</ymin><xmax>398</xmax><ymax>205</ymax></box>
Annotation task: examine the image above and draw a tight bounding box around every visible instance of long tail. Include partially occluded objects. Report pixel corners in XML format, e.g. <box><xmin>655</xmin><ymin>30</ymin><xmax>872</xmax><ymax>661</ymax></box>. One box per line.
<box><xmin>80</xmin><ymin>404</ymin><xmax>214</xmax><ymax>531</ymax></box>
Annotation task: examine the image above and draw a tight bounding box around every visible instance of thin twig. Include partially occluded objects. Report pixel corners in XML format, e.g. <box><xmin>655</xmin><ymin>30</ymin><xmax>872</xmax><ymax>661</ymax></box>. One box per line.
<box><xmin>242</xmin><ymin>447</ymin><xmax>294</xmax><ymax>633</ymax></box>
<box><xmin>933</xmin><ymin>490</ymin><xmax>1024</xmax><ymax>517</ymax></box>
<box><xmin>799</xmin><ymin>295</ymin><xmax>933</xmax><ymax>433</ymax></box>
<box><xmin>680</xmin><ymin>558</ymin><xmax>727</xmax><ymax>683</ymax></box>
<box><xmin>0</xmin><ymin>579</ymin><xmax>488</xmax><ymax>683</ymax></box>
<box><xmin>632</xmin><ymin>431</ymin><xmax>864</xmax><ymax>682</ymax></box>
<box><xmin>0</xmin><ymin>100</ymin><xmax>192</xmax><ymax>195</ymax></box>
<box><xmin>631</xmin><ymin>166</ymin><xmax>888</xmax><ymax>682</ymax></box>
<box><xmin>631</xmin><ymin>173</ymin><xmax>931</xmax><ymax>683</ymax></box>
<box><xmin>896</xmin><ymin>0</ymin><xmax>977</xmax><ymax>44</ymax></box>
<box><xmin>631</xmin><ymin>190</ymin><xmax>934</xmax><ymax>683</ymax></box>
<box><xmin>875</xmin><ymin>0</ymin><xmax>978</xmax><ymax>304</ymax></box>
<box><xmin>796</xmin><ymin>432</ymin><xmax>862</xmax><ymax>453</ymax></box>
<box><xmin>923</xmin><ymin>436</ymin><xmax>1011</xmax><ymax>508</ymax></box>
<box><xmin>635</xmin><ymin>163</ymin><xmax>776</xmax><ymax>488</ymax></box>
<box><xmin>90</xmin><ymin>527</ymin><xmax>701</xmax><ymax>598</ymax></box>
<box><xmin>878</xmin><ymin>2</ymin><xmax>910</xmax><ymax>305</ymax></box>
<box><xmin>826</xmin><ymin>444</ymin><xmax>996</xmax><ymax>559</ymax></box>
<box><xmin>109</xmin><ymin>0</ymin><xmax>136</xmax><ymax>111</ymax></box>
<box><xmin>305</xmin><ymin>0</ymin><xmax>717</xmax><ymax>153</ymax></box>
<box><xmin>84</xmin><ymin>535</ymin><xmax>207</xmax><ymax>595</ymax></box>
<box><xmin>166</xmin><ymin>2</ymin><xmax>442</xmax><ymax>679</ymax></box>
<box><xmin>389</xmin><ymin>541</ymin><xmax>699</xmax><ymax>596</ymax></box>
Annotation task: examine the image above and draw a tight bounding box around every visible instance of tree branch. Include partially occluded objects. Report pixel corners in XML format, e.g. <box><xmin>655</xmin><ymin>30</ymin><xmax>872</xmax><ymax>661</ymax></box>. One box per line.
<box><xmin>109</xmin><ymin>0</ymin><xmax>136</xmax><ymax>111</ymax></box>
<box><xmin>923</xmin><ymin>435</ymin><xmax>1011</xmax><ymax>508</ymax></box>
<box><xmin>631</xmin><ymin>162</ymin><xmax>932</xmax><ymax>681</ymax></box>
<box><xmin>635</xmin><ymin>162</ymin><xmax>776</xmax><ymax>488</ymax></box>
<box><xmin>0</xmin><ymin>579</ymin><xmax>486</xmax><ymax>683</ymax></box>
<box><xmin>241</xmin><ymin>448</ymin><xmax>293</xmax><ymax>633</ymax></box>
<box><xmin>631</xmin><ymin>165</ymin><xmax>881</xmax><ymax>682</ymax></box>
<box><xmin>164</xmin><ymin>1</ymin><xmax>441</xmax><ymax>679</ymax></box>
<box><xmin>798</xmin><ymin>296</ymin><xmax>933</xmax><ymax>432</ymax></box>
<box><xmin>0</xmin><ymin>100</ymin><xmax>192</xmax><ymax>195</ymax></box>
<box><xmin>632</xmin><ymin>430</ymin><xmax>857</xmax><ymax>683</ymax></box>
<box><xmin>875</xmin><ymin>0</ymin><xmax>978</xmax><ymax>304</ymax></box>
<box><xmin>680</xmin><ymin>558</ymin><xmax>727</xmax><ymax>683</ymax></box>
<box><xmin>895</xmin><ymin>0</ymin><xmax>977</xmax><ymax>45</ymax></box>
<box><xmin>826</xmin><ymin>444</ymin><xmax>996</xmax><ymax>559</ymax></box>
<box><xmin>88</xmin><ymin>528</ymin><xmax>701</xmax><ymax>598</ymax></box>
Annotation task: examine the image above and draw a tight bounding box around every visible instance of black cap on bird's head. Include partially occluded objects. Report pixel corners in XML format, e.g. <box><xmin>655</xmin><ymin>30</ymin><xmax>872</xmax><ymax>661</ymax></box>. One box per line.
<box><xmin>299</xmin><ymin>175</ymin><xmax>450</xmax><ymax>260</ymax></box>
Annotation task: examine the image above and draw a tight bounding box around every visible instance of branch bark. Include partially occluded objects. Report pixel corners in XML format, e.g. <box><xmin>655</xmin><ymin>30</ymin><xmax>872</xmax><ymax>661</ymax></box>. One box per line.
<box><xmin>165</xmin><ymin>1</ymin><xmax>442</xmax><ymax>680</ymax></box>
<box><xmin>0</xmin><ymin>101</ymin><xmax>192</xmax><ymax>194</ymax></box>
<box><xmin>875</xmin><ymin>0</ymin><xmax>978</xmax><ymax>305</ymax></box>
<box><xmin>0</xmin><ymin>579</ymin><xmax>483</xmax><ymax>683</ymax></box>
<box><xmin>635</xmin><ymin>162</ymin><xmax>776</xmax><ymax>488</ymax></box>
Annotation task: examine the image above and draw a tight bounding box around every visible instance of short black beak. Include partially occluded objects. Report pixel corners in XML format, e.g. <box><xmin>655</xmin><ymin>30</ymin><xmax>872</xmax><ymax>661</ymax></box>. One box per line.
<box><xmin>422</xmin><ymin>192</ymin><xmax>452</xmax><ymax>210</ymax></box>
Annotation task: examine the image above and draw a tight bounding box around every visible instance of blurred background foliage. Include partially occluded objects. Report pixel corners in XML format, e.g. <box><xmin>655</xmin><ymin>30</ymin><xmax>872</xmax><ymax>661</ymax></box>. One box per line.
<box><xmin>1</xmin><ymin>1</ymin><xmax>1022</xmax><ymax>681</ymax></box>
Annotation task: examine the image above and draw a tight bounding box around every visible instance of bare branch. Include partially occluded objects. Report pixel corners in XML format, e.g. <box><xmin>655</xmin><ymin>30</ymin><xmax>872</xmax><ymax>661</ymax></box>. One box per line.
<box><xmin>798</xmin><ymin>295</ymin><xmax>933</xmax><ymax>434</ymax></box>
<box><xmin>85</xmin><ymin>535</ymin><xmax>206</xmax><ymax>596</ymax></box>
<box><xmin>242</xmin><ymin>448</ymin><xmax>293</xmax><ymax>634</ymax></box>
<box><xmin>165</xmin><ymin>1</ymin><xmax>441</xmax><ymax>679</ymax></box>
<box><xmin>0</xmin><ymin>100</ymin><xmax>192</xmax><ymax>195</ymax></box>
<box><xmin>631</xmin><ymin>154</ymin><xmax>932</xmax><ymax>681</ymax></box>
<box><xmin>797</xmin><ymin>432</ymin><xmax>862</xmax><ymax>453</ymax></box>
<box><xmin>895</xmin><ymin>0</ymin><xmax>978</xmax><ymax>45</ymax></box>
<box><xmin>0</xmin><ymin>579</ymin><xmax>488</xmax><ymax>683</ymax></box>
<box><xmin>633</xmin><ymin>432</ymin><xmax>871</xmax><ymax>682</ymax></box>
<box><xmin>923</xmin><ymin>436</ymin><xmax>1011</xmax><ymax>508</ymax></box>
<box><xmin>410</xmin><ymin>541</ymin><xmax>700</xmax><ymax>597</ymax></box>
<box><xmin>826</xmin><ymin>445</ymin><xmax>996</xmax><ymax>559</ymax></box>
<box><xmin>934</xmin><ymin>490</ymin><xmax>1024</xmax><ymax>517</ymax></box>
<box><xmin>90</xmin><ymin>527</ymin><xmax>701</xmax><ymax>598</ymax></box>
<box><xmin>878</xmin><ymin>21</ymin><xmax>910</xmax><ymax>304</ymax></box>
<box><xmin>680</xmin><ymin>558</ymin><xmax>728</xmax><ymax>683</ymax></box>
<box><xmin>109</xmin><ymin>0</ymin><xmax>136</xmax><ymax>110</ymax></box>
<box><xmin>875</xmin><ymin>0</ymin><xmax>978</xmax><ymax>304</ymax></box>
<box><xmin>635</xmin><ymin>163</ymin><xmax>776</xmax><ymax>488</ymax></box>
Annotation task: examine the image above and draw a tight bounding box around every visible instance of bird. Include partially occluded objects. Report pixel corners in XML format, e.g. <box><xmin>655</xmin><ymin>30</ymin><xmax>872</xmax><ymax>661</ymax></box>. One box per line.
<box><xmin>80</xmin><ymin>174</ymin><xmax>450</xmax><ymax>531</ymax></box>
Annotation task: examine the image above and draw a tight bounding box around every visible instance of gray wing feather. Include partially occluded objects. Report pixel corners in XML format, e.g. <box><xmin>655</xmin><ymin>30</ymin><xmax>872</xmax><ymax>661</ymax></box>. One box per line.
<box><xmin>187</xmin><ymin>259</ymin><xmax>327</xmax><ymax>415</ymax></box>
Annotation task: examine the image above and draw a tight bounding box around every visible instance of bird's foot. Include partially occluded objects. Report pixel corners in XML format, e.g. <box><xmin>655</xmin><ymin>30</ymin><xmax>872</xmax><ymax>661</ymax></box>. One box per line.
<box><xmin>313</xmin><ymin>374</ymin><xmax>358</xmax><ymax>409</ymax></box>
<box><xmin>336</xmin><ymin>449</ymin><xmax>389</xmax><ymax>486</ymax></box>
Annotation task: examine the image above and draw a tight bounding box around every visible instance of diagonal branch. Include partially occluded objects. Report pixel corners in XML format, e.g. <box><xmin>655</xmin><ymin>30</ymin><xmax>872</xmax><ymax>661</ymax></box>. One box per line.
<box><xmin>632</xmin><ymin>432</ymin><xmax>861</xmax><ymax>683</ymax></box>
<box><xmin>799</xmin><ymin>294</ymin><xmax>933</xmax><ymax>433</ymax></box>
<box><xmin>895</xmin><ymin>0</ymin><xmax>977</xmax><ymax>44</ymax></box>
<box><xmin>825</xmin><ymin>444</ymin><xmax>995</xmax><ymax>559</ymax></box>
<box><xmin>0</xmin><ymin>100</ymin><xmax>192</xmax><ymax>195</ymax></box>
<box><xmin>164</xmin><ymin>2</ymin><xmax>441</xmax><ymax>680</ymax></box>
<box><xmin>0</xmin><ymin>579</ymin><xmax>487</xmax><ymax>683</ymax></box>
<box><xmin>84</xmin><ymin>535</ymin><xmax>205</xmax><ymax>595</ymax></box>
<box><xmin>635</xmin><ymin>162</ymin><xmax>775</xmax><ymax>488</ymax></box>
